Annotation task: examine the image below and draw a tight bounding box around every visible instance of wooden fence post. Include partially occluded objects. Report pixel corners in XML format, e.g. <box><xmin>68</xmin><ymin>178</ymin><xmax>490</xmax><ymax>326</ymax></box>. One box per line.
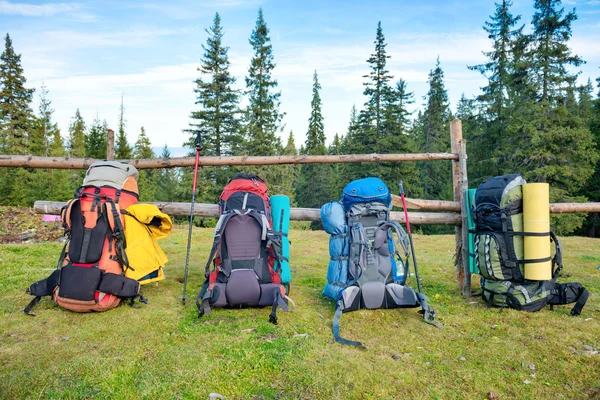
<box><xmin>106</xmin><ymin>129</ymin><xmax>115</xmax><ymax>161</ymax></box>
<box><xmin>450</xmin><ymin>119</ymin><xmax>471</xmax><ymax>296</ymax></box>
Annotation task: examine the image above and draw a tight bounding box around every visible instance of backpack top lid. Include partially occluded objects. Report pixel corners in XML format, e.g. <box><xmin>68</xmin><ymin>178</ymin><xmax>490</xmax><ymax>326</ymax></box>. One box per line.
<box><xmin>220</xmin><ymin>173</ymin><xmax>268</xmax><ymax>202</ymax></box>
<box><xmin>475</xmin><ymin>174</ymin><xmax>526</xmax><ymax>208</ymax></box>
<box><xmin>341</xmin><ymin>177</ymin><xmax>391</xmax><ymax>211</ymax></box>
<box><xmin>83</xmin><ymin>161</ymin><xmax>139</xmax><ymax>194</ymax></box>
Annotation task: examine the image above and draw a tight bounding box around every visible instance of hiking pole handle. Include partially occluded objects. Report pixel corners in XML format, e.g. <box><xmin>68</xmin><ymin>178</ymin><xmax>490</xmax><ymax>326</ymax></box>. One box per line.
<box><xmin>195</xmin><ymin>132</ymin><xmax>203</xmax><ymax>150</ymax></box>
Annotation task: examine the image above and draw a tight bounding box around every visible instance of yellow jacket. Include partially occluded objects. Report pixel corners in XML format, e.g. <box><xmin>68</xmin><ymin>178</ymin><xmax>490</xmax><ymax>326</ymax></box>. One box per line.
<box><xmin>123</xmin><ymin>204</ymin><xmax>172</xmax><ymax>284</ymax></box>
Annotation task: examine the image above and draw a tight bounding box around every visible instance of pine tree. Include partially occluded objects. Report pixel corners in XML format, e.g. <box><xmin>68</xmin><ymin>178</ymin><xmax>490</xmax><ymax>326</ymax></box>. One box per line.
<box><xmin>29</xmin><ymin>84</ymin><xmax>57</xmax><ymax>156</ymax></box>
<box><xmin>469</xmin><ymin>0</ymin><xmax>523</xmax><ymax>120</ymax></box>
<box><xmin>576</xmin><ymin>79</ymin><xmax>595</xmax><ymax>120</ymax></box>
<box><xmin>328</xmin><ymin>133</ymin><xmax>346</xmax><ymax>195</ymax></box>
<box><xmin>341</xmin><ymin>105</ymin><xmax>366</xmax><ymax>182</ymax></box>
<box><xmin>134</xmin><ymin>127</ymin><xmax>156</xmax><ymax>201</ymax></box>
<box><xmin>0</xmin><ymin>33</ymin><xmax>34</xmax><ymax>155</ymax></box>
<box><xmin>155</xmin><ymin>145</ymin><xmax>180</xmax><ymax>202</ymax></box>
<box><xmin>363</xmin><ymin>21</ymin><xmax>393</xmax><ymax>137</ymax></box>
<box><xmin>85</xmin><ymin>116</ymin><xmax>108</xmax><ymax>159</ymax></box>
<box><xmin>376</xmin><ymin>79</ymin><xmax>421</xmax><ymax>197</ymax></box>
<box><xmin>68</xmin><ymin>109</ymin><xmax>86</xmax><ymax>157</ymax></box>
<box><xmin>417</xmin><ymin>58</ymin><xmax>452</xmax><ymax>201</ymax></box>
<box><xmin>304</xmin><ymin>71</ymin><xmax>326</xmax><ymax>155</ymax></box>
<box><xmin>134</xmin><ymin>126</ymin><xmax>154</xmax><ymax>159</ymax></box>
<box><xmin>296</xmin><ymin>72</ymin><xmax>333</xmax><ymax>211</ymax></box>
<box><xmin>530</xmin><ymin>0</ymin><xmax>583</xmax><ymax>104</ymax></box>
<box><xmin>273</xmin><ymin>130</ymin><xmax>298</xmax><ymax>203</ymax></box>
<box><xmin>115</xmin><ymin>95</ymin><xmax>132</xmax><ymax>159</ymax></box>
<box><xmin>244</xmin><ymin>8</ymin><xmax>282</xmax><ymax>157</ymax></box>
<box><xmin>188</xmin><ymin>12</ymin><xmax>240</xmax><ymax>158</ymax></box>
<box><xmin>512</xmin><ymin>0</ymin><xmax>597</xmax><ymax>194</ymax></box>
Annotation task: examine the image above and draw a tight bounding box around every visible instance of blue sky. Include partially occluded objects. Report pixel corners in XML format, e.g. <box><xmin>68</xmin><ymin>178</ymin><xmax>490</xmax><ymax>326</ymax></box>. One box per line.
<box><xmin>1</xmin><ymin>0</ymin><xmax>599</xmax><ymax>155</ymax></box>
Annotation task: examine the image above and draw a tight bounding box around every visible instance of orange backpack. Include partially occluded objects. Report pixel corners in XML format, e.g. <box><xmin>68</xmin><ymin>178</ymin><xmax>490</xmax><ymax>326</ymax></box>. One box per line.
<box><xmin>24</xmin><ymin>161</ymin><xmax>144</xmax><ymax>314</ymax></box>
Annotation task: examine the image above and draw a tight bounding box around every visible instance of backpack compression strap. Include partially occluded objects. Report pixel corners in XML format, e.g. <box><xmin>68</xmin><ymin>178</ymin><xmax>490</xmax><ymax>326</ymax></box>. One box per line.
<box><xmin>269</xmin><ymin>286</ymin><xmax>292</xmax><ymax>325</ymax></box>
<box><xmin>23</xmin><ymin>240</ymin><xmax>69</xmax><ymax>316</ymax></box>
<box><xmin>332</xmin><ymin>300</ymin><xmax>365</xmax><ymax>348</ymax></box>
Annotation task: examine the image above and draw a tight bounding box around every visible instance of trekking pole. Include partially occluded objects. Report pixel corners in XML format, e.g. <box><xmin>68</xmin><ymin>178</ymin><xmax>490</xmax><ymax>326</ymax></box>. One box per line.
<box><xmin>182</xmin><ymin>132</ymin><xmax>203</xmax><ymax>304</ymax></box>
<box><xmin>399</xmin><ymin>181</ymin><xmax>439</xmax><ymax>327</ymax></box>
<box><xmin>398</xmin><ymin>181</ymin><xmax>421</xmax><ymax>293</ymax></box>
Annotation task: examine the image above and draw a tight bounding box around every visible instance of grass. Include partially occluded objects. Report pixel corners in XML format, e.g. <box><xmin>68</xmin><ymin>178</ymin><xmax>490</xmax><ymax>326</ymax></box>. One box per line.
<box><xmin>1</xmin><ymin>227</ymin><xmax>599</xmax><ymax>399</ymax></box>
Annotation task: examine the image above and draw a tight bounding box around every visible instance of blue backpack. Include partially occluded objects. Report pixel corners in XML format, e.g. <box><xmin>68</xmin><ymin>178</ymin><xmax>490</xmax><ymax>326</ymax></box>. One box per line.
<box><xmin>321</xmin><ymin>177</ymin><xmax>438</xmax><ymax>347</ymax></box>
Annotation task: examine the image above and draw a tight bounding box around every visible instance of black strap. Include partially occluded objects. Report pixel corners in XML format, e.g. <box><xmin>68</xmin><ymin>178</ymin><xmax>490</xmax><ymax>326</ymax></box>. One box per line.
<box><xmin>23</xmin><ymin>296</ymin><xmax>42</xmax><ymax>316</ymax></box>
<box><xmin>512</xmin><ymin>231</ymin><xmax>551</xmax><ymax>237</ymax></box>
<box><xmin>570</xmin><ymin>287</ymin><xmax>589</xmax><ymax>316</ymax></box>
<box><xmin>196</xmin><ymin>287</ymin><xmax>216</xmax><ymax>317</ymax></box>
<box><xmin>107</xmin><ymin>202</ymin><xmax>132</xmax><ymax>271</ymax></box>
<box><xmin>23</xmin><ymin>268</ymin><xmax>61</xmax><ymax>316</ymax></box>
<box><xmin>332</xmin><ymin>302</ymin><xmax>364</xmax><ymax>348</ymax></box>
<box><xmin>518</xmin><ymin>256</ymin><xmax>553</xmax><ymax>264</ymax></box>
<box><xmin>332</xmin><ymin>233</ymin><xmax>348</xmax><ymax>239</ymax></box>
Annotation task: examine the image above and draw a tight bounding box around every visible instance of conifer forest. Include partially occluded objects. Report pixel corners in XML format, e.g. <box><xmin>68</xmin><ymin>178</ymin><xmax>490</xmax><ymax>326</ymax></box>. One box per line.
<box><xmin>1</xmin><ymin>1</ymin><xmax>599</xmax><ymax>236</ymax></box>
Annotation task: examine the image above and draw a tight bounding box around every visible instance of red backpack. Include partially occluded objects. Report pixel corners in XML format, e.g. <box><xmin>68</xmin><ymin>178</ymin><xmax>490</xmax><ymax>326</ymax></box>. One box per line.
<box><xmin>197</xmin><ymin>174</ymin><xmax>291</xmax><ymax>324</ymax></box>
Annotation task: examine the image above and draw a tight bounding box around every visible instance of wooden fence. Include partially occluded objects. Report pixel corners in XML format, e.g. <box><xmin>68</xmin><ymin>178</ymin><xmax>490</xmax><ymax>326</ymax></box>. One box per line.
<box><xmin>3</xmin><ymin>119</ymin><xmax>600</xmax><ymax>297</ymax></box>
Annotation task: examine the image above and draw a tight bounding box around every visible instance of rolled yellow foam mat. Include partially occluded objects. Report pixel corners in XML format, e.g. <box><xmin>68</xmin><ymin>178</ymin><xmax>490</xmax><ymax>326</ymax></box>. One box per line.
<box><xmin>522</xmin><ymin>183</ymin><xmax>552</xmax><ymax>280</ymax></box>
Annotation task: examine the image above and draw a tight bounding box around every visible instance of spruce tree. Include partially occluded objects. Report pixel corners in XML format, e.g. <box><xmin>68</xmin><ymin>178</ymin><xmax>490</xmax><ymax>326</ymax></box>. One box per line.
<box><xmin>530</xmin><ymin>0</ymin><xmax>583</xmax><ymax>103</ymax></box>
<box><xmin>328</xmin><ymin>133</ymin><xmax>345</xmax><ymax>195</ymax></box>
<box><xmin>68</xmin><ymin>109</ymin><xmax>86</xmax><ymax>157</ymax></box>
<box><xmin>469</xmin><ymin>0</ymin><xmax>523</xmax><ymax>119</ymax></box>
<box><xmin>378</xmin><ymin>79</ymin><xmax>421</xmax><ymax>197</ymax></box>
<box><xmin>304</xmin><ymin>71</ymin><xmax>326</xmax><ymax>155</ymax></box>
<box><xmin>341</xmin><ymin>105</ymin><xmax>366</xmax><ymax>182</ymax></box>
<box><xmin>29</xmin><ymin>84</ymin><xmax>57</xmax><ymax>156</ymax></box>
<box><xmin>363</xmin><ymin>21</ymin><xmax>393</xmax><ymax>137</ymax></box>
<box><xmin>188</xmin><ymin>12</ymin><xmax>240</xmax><ymax>158</ymax></box>
<box><xmin>296</xmin><ymin>71</ymin><xmax>333</xmax><ymax>211</ymax></box>
<box><xmin>513</xmin><ymin>0</ymin><xmax>596</xmax><ymax>193</ymax></box>
<box><xmin>85</xmin><ymin>116</ymin><xmax>108</xmax><ymax>159</ymax></box>
<box><xmin>155</xmin><ymin>145</ymin><xmax>180</xmax><ymax>202</ymax></box>
<box><xmin>0</xmin><ymin>33</ymin><xmax>34</xmax><ymax>155</ymax></box>
<box><xmin>244</xmin><ymin>8</ymin><xmax>282</xmax><ymax>157</ymax></box>
<box><xmin>134</xmin><ymin>127</ymin><xmax>156</xmax><ymax>201</ymax></box>
<box><xmin>134</xmin><ymin>126</ymin><xmax>154</xmax><ymax>159</ymax></box>
<box><xmin>115</xmin><ymin>95</ymin><xmax>133</xmax><ymax>159</ymax></box>
<box><xmin>418</xmin><ymin>58</ymin><xmax>452</xmax><ymax>201</ymax></box>
<box><xmin>269</xmin><ymin>131</ymin><xmax>298</xmax><ymax>203</ymax></box>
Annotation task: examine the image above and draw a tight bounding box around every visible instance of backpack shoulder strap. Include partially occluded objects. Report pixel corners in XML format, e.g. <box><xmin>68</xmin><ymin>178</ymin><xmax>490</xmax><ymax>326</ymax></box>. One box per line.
<box><xmin>105</xmin><ymin>201</ymin><xmax>131</xmax><ymax>271</ymax></box>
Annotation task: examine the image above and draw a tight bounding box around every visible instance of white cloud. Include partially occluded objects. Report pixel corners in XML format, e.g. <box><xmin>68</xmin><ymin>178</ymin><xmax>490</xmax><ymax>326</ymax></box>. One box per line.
<box><xmin>0</xmin><ymin>0</ymin><xmax>94</xmax><ymax>21</ymax></box>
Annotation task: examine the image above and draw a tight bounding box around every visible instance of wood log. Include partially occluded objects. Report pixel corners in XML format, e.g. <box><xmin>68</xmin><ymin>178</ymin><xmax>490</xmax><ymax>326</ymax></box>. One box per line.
<box><xmin>391</xmin><ymin>195</ymin><xmax>460</xmax><ymax>212</ymax></box>
<box><xmin>106</xmin><ymin>129</ymin><xmax>115</xmax><ymax>161</ymax></box>
<box><xmin>0</xmin><ymin>152</ymin><xmax>459</xmax><ymax>170</ymax></box>
<box><xmin>549</xmin><ymin>202</ymin><xmax>600</xmax><ymax>213</ymax></box>
<box><xmin>33</xmin><ymin>201</ymin><xmax>462</xmax><ymax>225</ymax></box>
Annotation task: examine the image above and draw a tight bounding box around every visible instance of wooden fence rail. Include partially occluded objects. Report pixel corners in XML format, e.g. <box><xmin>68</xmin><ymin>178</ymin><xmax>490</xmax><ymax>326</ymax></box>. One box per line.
<box><xmin>33</xmin><ymin>201</ymin><xmax>462</xmax><ymax>225</ymax></box>
<box><xmin>0</xmin><ymin>152</ymin><xmax>458</xmax><ymax>170</ymax></box>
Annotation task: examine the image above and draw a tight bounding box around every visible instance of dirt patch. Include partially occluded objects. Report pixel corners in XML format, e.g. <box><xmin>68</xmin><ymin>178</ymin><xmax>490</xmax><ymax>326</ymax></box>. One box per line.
<box><xmin>0</xmin><ymin>206</ymin><xmax>63</xmax><ymax>244</ymax></box>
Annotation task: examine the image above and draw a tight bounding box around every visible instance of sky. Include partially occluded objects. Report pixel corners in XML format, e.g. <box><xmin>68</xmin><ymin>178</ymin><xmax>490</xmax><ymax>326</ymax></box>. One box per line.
<box><xmin>1</xmin><ymin>0</ymin><xmax>599</xmax><ymax>156</ymax></box>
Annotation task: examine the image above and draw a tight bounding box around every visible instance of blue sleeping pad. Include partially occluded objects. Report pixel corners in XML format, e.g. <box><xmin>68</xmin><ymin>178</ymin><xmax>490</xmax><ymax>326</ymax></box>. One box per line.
<box><xmin>270</xmin><ymin>195</ymin><xmax>291</xmax><ymax>284</ymax></box>
<box><xmin>321</xmin><ymin>201</ymin><xmax>349</xmax><ymax>300</ymax></box>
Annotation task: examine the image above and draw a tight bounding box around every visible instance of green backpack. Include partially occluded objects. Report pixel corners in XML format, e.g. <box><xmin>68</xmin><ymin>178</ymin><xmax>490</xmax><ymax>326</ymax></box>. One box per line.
<box><xmin>473</xmin><ymin>174</ymin><xmax>589</xmax><ymax>315</ymax></box>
